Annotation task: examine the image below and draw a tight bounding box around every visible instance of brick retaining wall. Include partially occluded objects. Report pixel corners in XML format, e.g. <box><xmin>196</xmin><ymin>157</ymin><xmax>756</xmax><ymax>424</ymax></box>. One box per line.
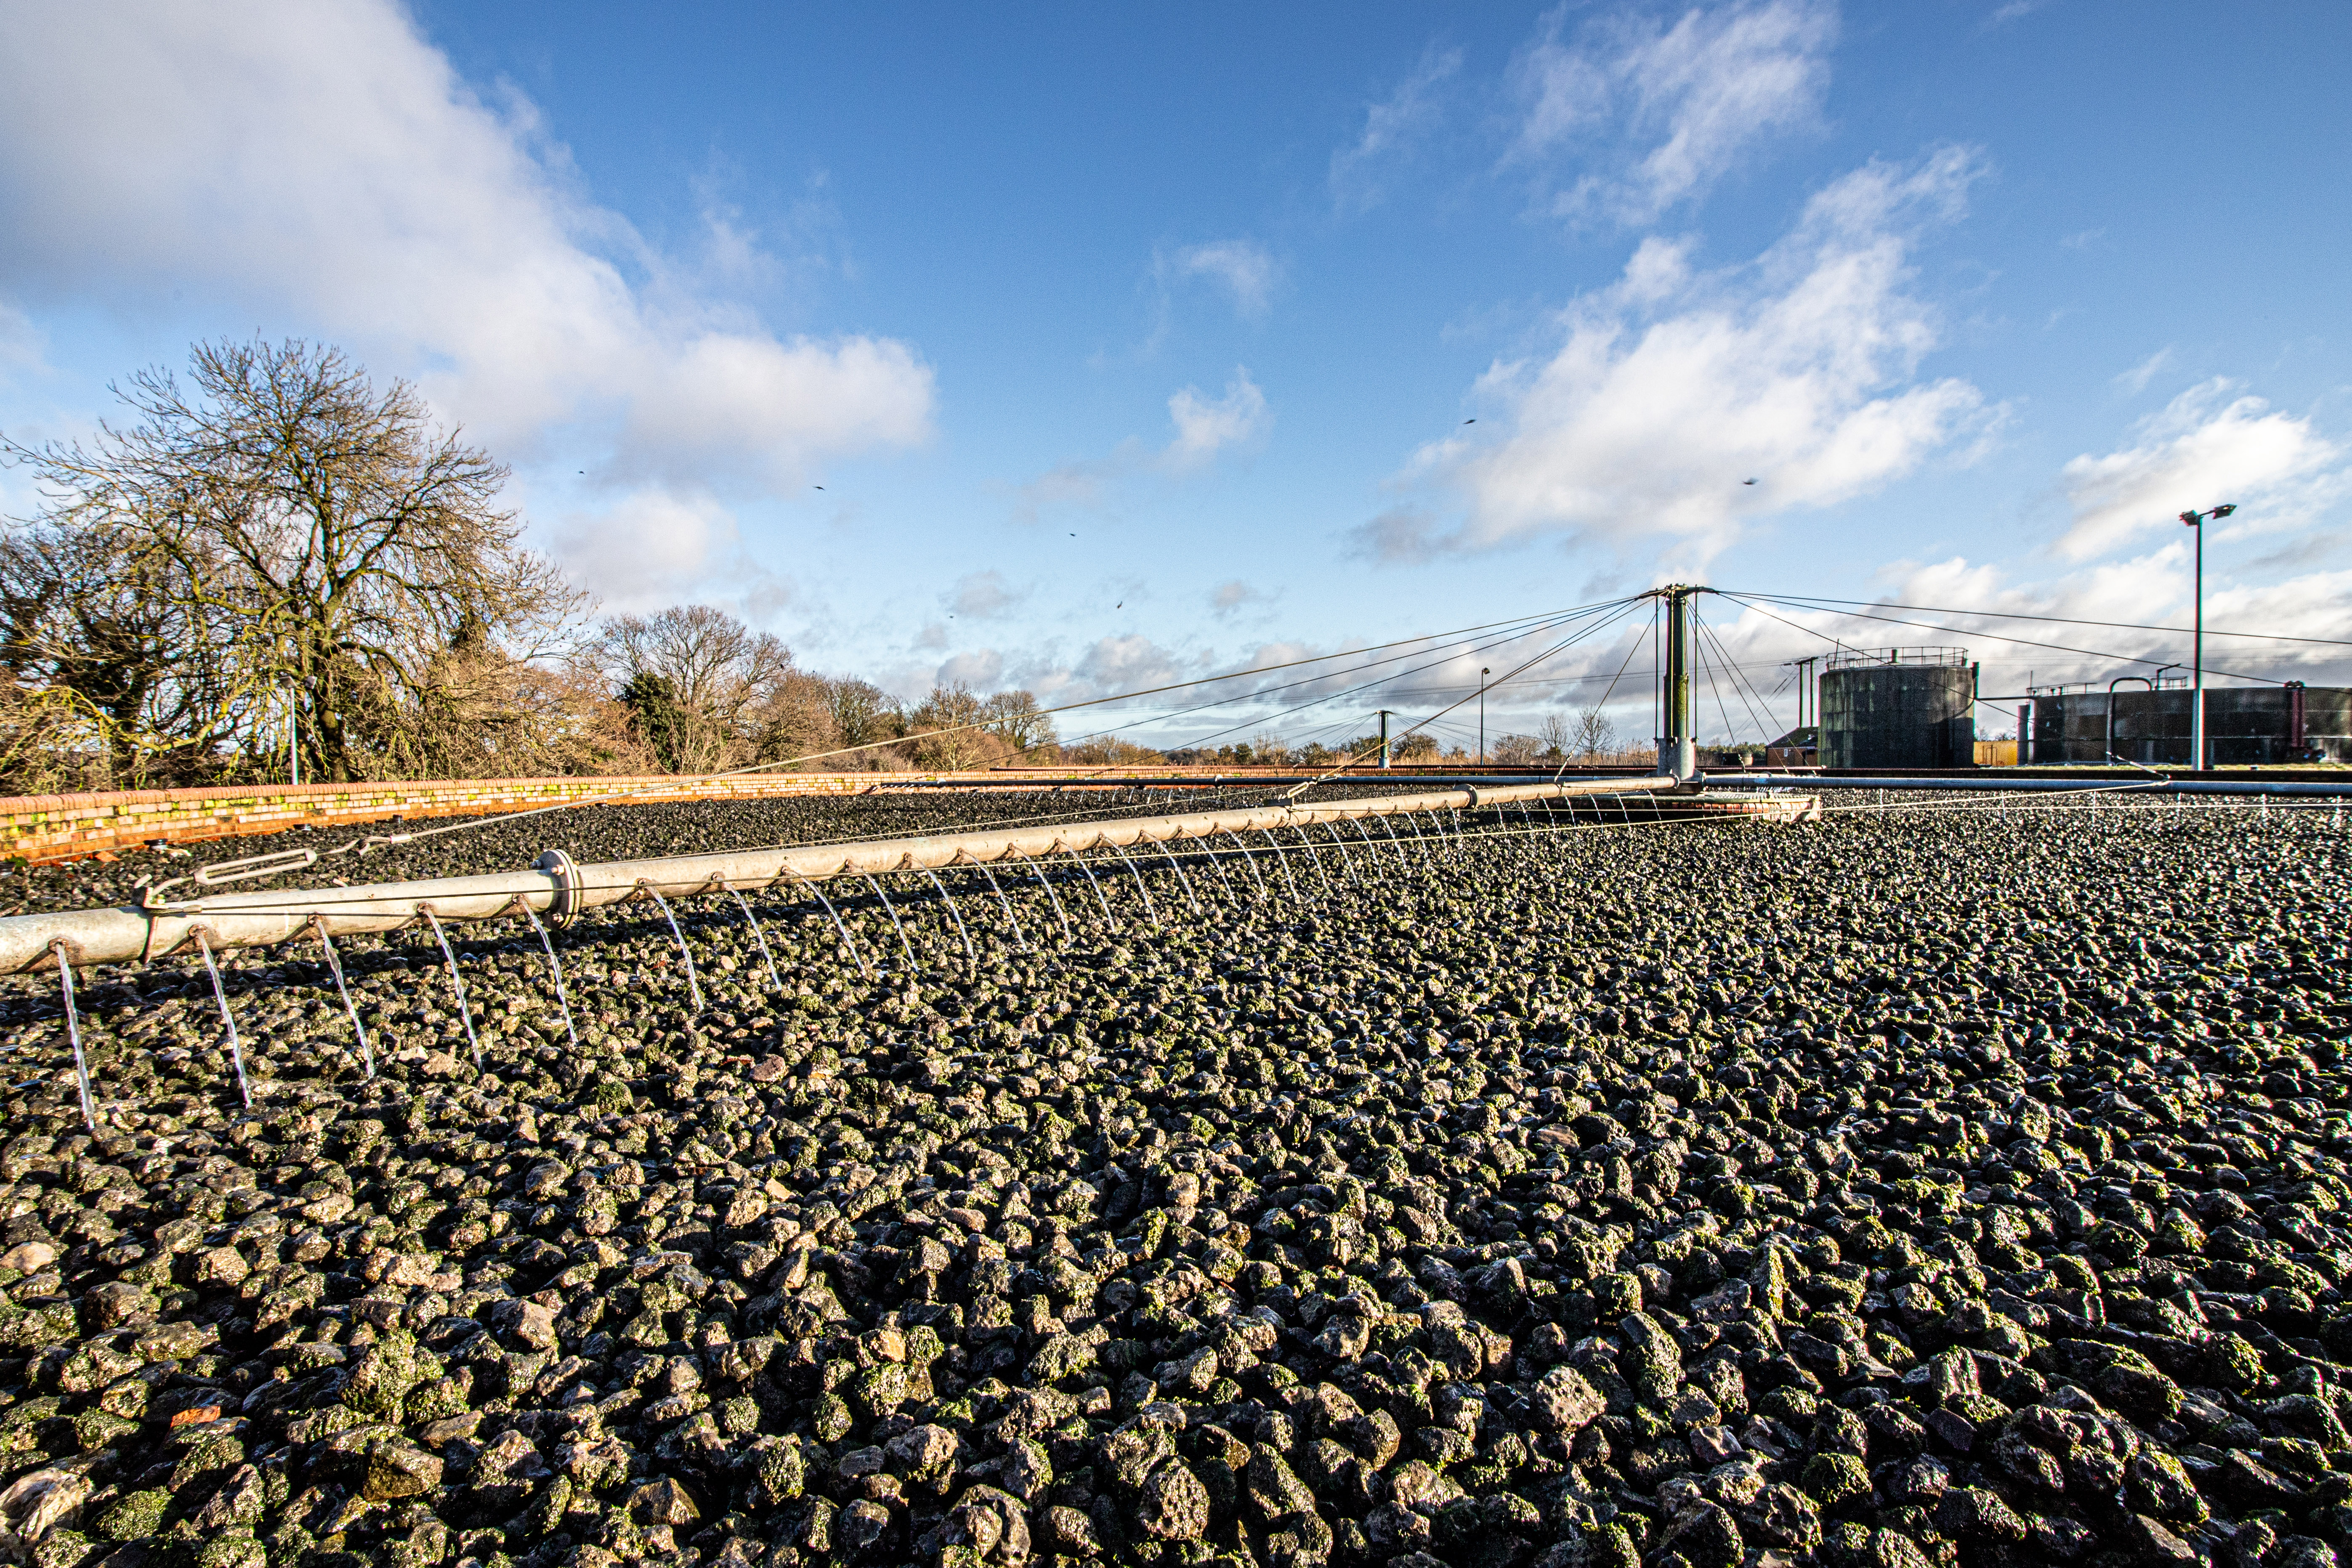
<box><xmin>0</xmin><ymin>763</ymin><xmax>1648</xmax><ymax>863</ymax></box>
<box><xmin>0</xmin><ymin>771</ymin><xmax>1028</xmax><ymax>863</ymax></box>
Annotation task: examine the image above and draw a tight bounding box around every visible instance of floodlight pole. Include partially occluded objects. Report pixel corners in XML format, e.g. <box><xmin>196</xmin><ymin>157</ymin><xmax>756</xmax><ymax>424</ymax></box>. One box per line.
<box><xmin>2179</xmin><ymin>504</ymin><xmax>2236</xmax><ymax>771</ymax></box>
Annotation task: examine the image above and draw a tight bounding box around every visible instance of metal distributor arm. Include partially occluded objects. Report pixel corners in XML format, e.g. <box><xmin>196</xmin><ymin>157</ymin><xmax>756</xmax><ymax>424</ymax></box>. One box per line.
<box><xmin>0</xmin><ymin>776</ymin><xmax>1677</xmax><ymax>974</ymax></box>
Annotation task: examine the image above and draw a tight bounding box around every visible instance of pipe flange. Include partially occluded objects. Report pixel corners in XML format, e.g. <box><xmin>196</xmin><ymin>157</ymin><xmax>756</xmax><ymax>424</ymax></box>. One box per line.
<box><xmin>536</xmin><ymin>849</ymin><xmax>584</xmax><ymax>926</ymax></box>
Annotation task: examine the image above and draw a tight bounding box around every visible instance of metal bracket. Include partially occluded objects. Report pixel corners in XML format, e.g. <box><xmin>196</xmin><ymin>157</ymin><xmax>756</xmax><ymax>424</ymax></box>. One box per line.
<box><xmin>138</xmin><ymin>845</ymin><xmax>321</xmax><ymax>913</ymax></box>
<box><xmin>197</xmin><ymin>847</ymin><xmax>319</xmax><ymax>886</ymax></box>
<box><xmin>536</xmin><ymin>850</ymin><xmax>583</xmax><ymax>925</ymax></box>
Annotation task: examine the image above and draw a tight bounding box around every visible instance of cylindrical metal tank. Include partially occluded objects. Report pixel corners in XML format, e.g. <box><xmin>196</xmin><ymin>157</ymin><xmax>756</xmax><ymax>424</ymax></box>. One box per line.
<box><xmin>1820</xmin><ymin>648</ymin><xmax>1975</xmax><ymax>768</ymax></box>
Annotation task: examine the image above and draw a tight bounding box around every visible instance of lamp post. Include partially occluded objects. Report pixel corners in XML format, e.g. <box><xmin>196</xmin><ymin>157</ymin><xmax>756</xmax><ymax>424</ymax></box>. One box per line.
<box><xmin>2178</xmin><ymin>504</ymin><xmax>2237</xmax><ymax>771</ymax></box>
<box><xmin>1479</xmin><ymin>667</ymin><xmax>1490</xmax><ymax>763</ymax></box>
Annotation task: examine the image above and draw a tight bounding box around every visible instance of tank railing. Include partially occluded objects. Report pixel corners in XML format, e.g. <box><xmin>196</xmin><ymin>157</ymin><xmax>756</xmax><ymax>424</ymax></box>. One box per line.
<box><xmin>1823</xmin><ymin>646</ymin><xmax>1970</xmax><ymax>670</ymax></box>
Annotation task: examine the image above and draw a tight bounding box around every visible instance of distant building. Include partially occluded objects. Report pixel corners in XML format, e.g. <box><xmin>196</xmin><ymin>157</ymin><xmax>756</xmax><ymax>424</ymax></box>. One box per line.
<box><xmin>1765</xmin><ymin>727</ymin><xmax>1818</xmax><ymax>766</ymax></box>
<box><xmin>2023</xmin><ymin>683</ymin><xmax>2349</xmax><ymax>765</ymax></box>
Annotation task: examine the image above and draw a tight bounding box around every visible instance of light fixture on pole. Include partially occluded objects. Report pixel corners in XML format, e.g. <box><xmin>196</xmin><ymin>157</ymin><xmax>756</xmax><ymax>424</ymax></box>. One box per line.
<box><xmin>1479</xmin><ymin>667</ymin><xmax>1491</xmax><ymax>764</ymax></box>
<box><xmin>2177</xmin><ymin>504</ymin><xmax>2236</xmax><ymax>771</ymax></box>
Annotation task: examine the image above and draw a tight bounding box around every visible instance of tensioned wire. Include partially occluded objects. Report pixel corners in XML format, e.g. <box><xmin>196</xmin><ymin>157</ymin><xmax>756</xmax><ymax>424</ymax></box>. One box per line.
<box><xmin>884</xmin><ymin>595</ymin><xmax>1634</xmax><ymax>781</ymax></box>
<box><xmin>390</xmin><ymin>602</ymin><xmax>1637</xmax><ymax>869</ymax></box>
<box><xmin>1692</xmin><ymin>608</ymin><xmax>1744</xmax><ymax>749</ymax></box>
<box><xmin>1739</xmin><ymin>594</ymin><xmax>2352</xmax><ymax>650</ymax></box>
<box><xmin>1699</xmin><ymin>607</ymin><xmax>1791</xmax><ymax>739</ymax></box>
<box><xmin>1282</xmin><ymin>598</ymin><xmax>1656</xmax><ymax>798</ymax></box>
<box><xmin>172</xmin><ymin>592</ymin><xmax>1652</xmax><ymax>900</ymax></box>
<box><xmin>1694</xmin><ymin>609</ymin><xmax>1781</xmax><ymax>743</ymax></box>
<box><xmin>284</xmin><ymin>600</ymin><xmax>1624</xmax><ymax>865</ymax></box>
<box><xmin>1062</xmin><ymin>597</ymin><xmax>1649</xmax><ymax>789</ymax></box>
<box><xmin>1717</xmin><ymin>591</ymin><xmax>2303</xmax><ymax>686</ymax></box>
<box><xmin>1062</xmin><ymin>595</ymin><xmax>1644</xmax><ymax>758</ymax></box>
<box><xmin>93</xmin><ymin>578</ymin><xmax>2331</xmax><ymax>943</ymax></box>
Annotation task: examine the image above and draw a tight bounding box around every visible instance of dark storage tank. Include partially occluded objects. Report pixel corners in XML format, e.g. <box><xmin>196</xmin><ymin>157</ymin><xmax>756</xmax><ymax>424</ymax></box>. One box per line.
<box><xmin>2028</xmin><ymin>682</ymin><xmax>2352</xmax><ymax>764</ymax></box>
<box><xmin>1820</xmin><ymin>647</ymin><xmax>1976</xmax><ymax>768</ymax></box>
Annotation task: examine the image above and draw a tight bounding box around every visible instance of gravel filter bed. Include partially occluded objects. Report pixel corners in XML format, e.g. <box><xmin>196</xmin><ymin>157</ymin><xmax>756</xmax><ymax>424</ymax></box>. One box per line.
<box><xmin>0</xmin><ymin>799</ymin><xmax>2347</xmax><ymax>1568</ymax></box>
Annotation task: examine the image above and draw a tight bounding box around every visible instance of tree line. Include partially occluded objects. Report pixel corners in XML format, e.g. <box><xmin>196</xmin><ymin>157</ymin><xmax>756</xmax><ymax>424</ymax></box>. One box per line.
<box><xmin>0</xmin><ymin>338</ymin><xmax>1648</xmax><ymax>795</ymax></box>
<box><xmin>0</xmin><ymin>340</ymin><xmax>1097</xmax><ymax>794</ymax></box>
<box><xmin>1164</xmin><ymin>707</ymin><xmax>1648</xmax><ymax>770</ymax></box>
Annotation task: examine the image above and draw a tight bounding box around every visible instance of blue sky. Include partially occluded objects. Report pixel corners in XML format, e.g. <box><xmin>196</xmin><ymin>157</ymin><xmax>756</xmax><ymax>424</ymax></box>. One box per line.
<box><xmin>3</xmin><ymin>1</ymin><xmax>2348</xmax><ymax>750</ymax></box>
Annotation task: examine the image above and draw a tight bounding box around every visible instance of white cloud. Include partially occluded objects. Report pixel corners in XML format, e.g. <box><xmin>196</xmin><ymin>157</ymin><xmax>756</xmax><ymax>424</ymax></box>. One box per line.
<box><xmin>1512</xmin><ymin>0</ymin><xmax>1839</xmax><ymax>224</ymax></box>
<box><xmin>1009</xmin><ymin>460</ymin><xmax>1116</xmax><ymax>523</ymax></box>
<box><xmin>554</xmin><ymin>487</ymin><xmax>788</xmax><ymax>615</ymax></box>
<box><xmin>1712</xmin><ymin>546</ymin><xmax>2352</xmax><ymax>695</ymax></box>
<box><xmin>1012</xmin><ymin>369</ymin><xmax>1270</xmax><ymax>516</ymax></box>
<box><xmin>2057</xmin><ymin>380</ymin><xmax>2345</xmax><ymax>560</ymax></box>
<box><xmin>937</xmin><ymin>649</ymin><xmax>1005</xmax><ymax>690</ymax></box>
<box><xmin>1330</xmin><ymin>45</ymin><xmax>1462</xmax><ymax>212</ymax></box>
<box><xmin>1361</xmin><ymin>149</ymin><xmax>1989</xmax><ymax>570</ymax></box>
<box><xmin>1164</xmin><ymin>368</ymin><xmax>1271</xmax><ymax>471</ymax></box>
<box><xmin>949</xmin><ymin>571</ymin><xmax>1024</xmax><ymax>619</ymax></box>
<box><xmin>1075</xmin><ymin>635</ymin><xmax>1194</xmax><ymax>700</ymax></box>
<box><xmin>1210</xmin><ymin>579</ymin><xmax>1273</xmax><ymax>618</ymax></box>
<box><xmin>0</xmin><ymin>0</ymin><xmax>934</xmax><ymax>504</ymax></box>
<box><xmin>0</xmin><ymin>305</ymin><xmax>44</xmax><ymax>372</ymax></box>
<box><xmin>1168</xmin><ymin>241</ymin><xmax>1281</xmax><ymax>319</ymax></box>
<box><xmin>2204</xmin><ymin>569</ymin><xmax>2352</xmax><ymax>662</ymax></box>
<box><xmin>2112</xmin><ymin>347</ymin><xmax>2174</xmax><ymax>396</ymax></box>
<box><xmin>1349</xmin><ymin>507</ymin><xmax>1447</xmax><ymax>566</ymax></box>
<box><xmin>616</xmin><ymin>334</ymin><xmax>932</xmax><ymax>490</ymax></box>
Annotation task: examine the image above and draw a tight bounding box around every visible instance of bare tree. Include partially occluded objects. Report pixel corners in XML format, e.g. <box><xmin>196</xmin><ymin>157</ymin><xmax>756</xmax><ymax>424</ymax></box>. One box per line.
<box><xmin>598</xmin><ymin>604</ymin><xmax>793</xmax><ymax>731</ymax></box>
<box><xmin>1538</xmin><ymin>712</ymin><xmax>1573</xmax><ymax>761</ymax></box>
<box><xmin>811</xmin><ymin>678</ymin><xmax>908</xmax><ymax>769</ymax></box>
<box><xmin>981</xmin><ymin>690</ymin><xmax>1057</xmax><ymax>755</ymax></box>
<box><xmin>1065</xmin><ymin>735</ymin><xmax>1162</xmax><ymax>765</ymax></box>
<box><xmin>1493</xmin><ymin>733</ymin><xmax>1543</xmax><ymax>764</ymax></box>
<box><xmin>3</xmin><ymin>338</ymin><xmax>584</xmax><ymax>784</ymax></box>
<box><xmin>908</xmin><ymin>683</ymin><xmax>1013</xmax><ymax>769</ymax></box>
<box><xmin>1574</xmin><ymin>707</ymin><xmax>1618</xmax><ymax>760</ymax></box>
<box><xmin>747</xmin><ymin>669</ymin><xmax>842</xmax><ymax>767</ymax></box>
<box><xmin>0</xmin><ymin>519</ymin><xmax>242</xmax><ymax>785</ymax></box>
<box><xmin>597</xmin><ymin>603</ymin><xmax>808</xmax><ymax>773</ymax></box>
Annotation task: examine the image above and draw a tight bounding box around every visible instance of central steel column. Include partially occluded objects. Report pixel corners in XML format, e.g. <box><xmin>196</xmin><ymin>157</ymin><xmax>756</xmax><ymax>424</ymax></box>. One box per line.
<box><xmin>1661</xmin><ymin>585</ymin><xmax>1698</xmax><ymax>782</ymax></box>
